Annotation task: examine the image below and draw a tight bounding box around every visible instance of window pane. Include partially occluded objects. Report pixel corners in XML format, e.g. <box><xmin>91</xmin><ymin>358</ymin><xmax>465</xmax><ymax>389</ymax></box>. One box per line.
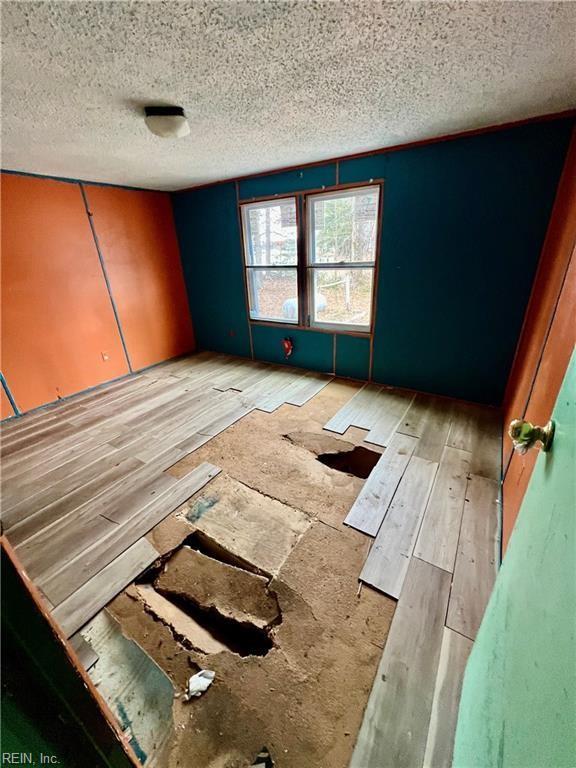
<box><xmin>243</xmin><ymin>199</ymin><xmax>297</xmax><ymax>266</ymax></box>
<box><xmin>247</xmin><ymin>268</ymin><xmax>298</xmax><ymax>322</ymax></box>
<box><xmin>310</xmin><ymin>187</ymin><xmax>379</xmax><ymax>265</ymax></box>
<box><xmin>312</xmin><ymin>268</ymin><xmax>374</xmax><ymax>328</ymax></box>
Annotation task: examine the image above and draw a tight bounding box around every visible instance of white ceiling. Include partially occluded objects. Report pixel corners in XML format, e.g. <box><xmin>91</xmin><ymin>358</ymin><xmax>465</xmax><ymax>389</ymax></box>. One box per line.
<box><xmin>2</xmin><ymin>1</ymin><xmax>575</xmax><ymax>191</ymax></box>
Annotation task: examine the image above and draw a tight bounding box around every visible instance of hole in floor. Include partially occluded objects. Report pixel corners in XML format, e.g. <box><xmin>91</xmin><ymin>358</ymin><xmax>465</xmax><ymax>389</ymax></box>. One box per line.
<box><xmin>316</xmin><ymin>445</ymin><xmax>381</xmax><ymax>479</ymax></box>
<box><xmin>184</xmin><ymin>531</ymin><xmax>270</xmax><ymax>578</ymax></box>
<box><xmin>153</xmin><ymin>587</ymin><xmax>275</xmax><ymax>657</ymax></box>
<box><xmin>136</xmin><ymin>540</ymin><xmax>280</xmax><ymax>658</ymax></box>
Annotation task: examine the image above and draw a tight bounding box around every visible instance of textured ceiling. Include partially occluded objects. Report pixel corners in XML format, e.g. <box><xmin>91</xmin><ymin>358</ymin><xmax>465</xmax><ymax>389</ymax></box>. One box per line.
<box><xmin>2</xmin><ymin>1</ymin><xmax>575</xmax><ymax>191</ymax></box>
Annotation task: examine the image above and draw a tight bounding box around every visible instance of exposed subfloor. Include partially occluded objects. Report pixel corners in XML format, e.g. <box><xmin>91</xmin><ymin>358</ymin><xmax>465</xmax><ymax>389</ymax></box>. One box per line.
<box><xmin>109</xmin><ymin>378</ymin><xmax>396</xmax><ymax>768</ymax></box>
<box><xmin>1</xmin><ymin>352</ymin><xmax>501</xmax><ymax>768</ymax></box>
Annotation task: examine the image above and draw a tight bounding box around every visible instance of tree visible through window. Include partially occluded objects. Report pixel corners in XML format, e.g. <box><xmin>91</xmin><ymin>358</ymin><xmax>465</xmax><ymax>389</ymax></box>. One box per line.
<box><xmin>241</xmin><ymin>185</ymin><xmax>380</xmax><ymax>331</ymax></box>
<box><xmin>308</xmin><ymin>186</ymin><xmax>379</xmax><ymax>330</ymax></box>
<box><xmin>241</xmin><ymin>198</ymin><xmax>299</xmax><ymax>323</ymax></box>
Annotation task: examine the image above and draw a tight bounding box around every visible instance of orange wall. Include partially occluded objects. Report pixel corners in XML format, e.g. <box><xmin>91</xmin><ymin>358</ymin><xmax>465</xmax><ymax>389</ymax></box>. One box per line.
<box><xmin>1</xmin><ymin>173</ymin><xmax>194</xmax><ymax>415</ymax></box>
<box><xmin>1</xmin><ymin>175</ymin><xmax>129</xmax><ymax>412</ymax></box>
<box><xmin>502</xmin><ymin>128</ymin><xmax>576</xmax><ymax>551</ymax></box>
<box><xmin>85</xmin><ymin>186</ymin><xmax>194</xmax><ymax>371</ymax></box>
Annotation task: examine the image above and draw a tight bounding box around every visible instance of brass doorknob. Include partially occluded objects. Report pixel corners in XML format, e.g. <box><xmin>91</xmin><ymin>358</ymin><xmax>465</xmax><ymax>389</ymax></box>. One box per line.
<box><xmin>508</xmin><ymin>419</ymin><xmax>555</xmax><ymax>455</ymax></box>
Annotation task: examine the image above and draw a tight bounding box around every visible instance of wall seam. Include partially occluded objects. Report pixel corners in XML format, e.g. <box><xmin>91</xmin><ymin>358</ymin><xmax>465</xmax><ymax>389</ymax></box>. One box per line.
<box><xmin>332</xmin><ymin>334</ymin><xmax>337</xmax><ymax>374</ymax></box>
<box><xmin>0</xmin><ymin>371</ymin><xmax>20</xmax><ymax>416</ymax></box>
<box><xmin>79</xmin><ymin>183</ymin><xmax>133</xmax><ymax>373</ymax></box>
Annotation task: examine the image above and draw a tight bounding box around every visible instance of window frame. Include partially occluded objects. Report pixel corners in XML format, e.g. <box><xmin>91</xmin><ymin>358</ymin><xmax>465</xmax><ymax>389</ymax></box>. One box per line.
<box><xmin>240</xmin><ymin>195</ymin><xmax>301</xmax><ymax>325</ymax></box>
<box><xmin>239</xmin><ymin>181</ymin><xmax>383</xmax><ymax>336</ymax></box>
<box><xmin>305</xmin><ymin>184</ymin><xmax>380</xmax><ymax>333</ymax></box>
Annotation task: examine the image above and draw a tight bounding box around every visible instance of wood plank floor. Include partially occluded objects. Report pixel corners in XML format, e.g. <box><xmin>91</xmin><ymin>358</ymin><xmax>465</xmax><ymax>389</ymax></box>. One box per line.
<box><xmin>323</xmin><ymin>382</ymin><xmax>502</xmax><ymax>768</ymax></box>
<box><xmin>2</xmin><ymin>355</ymin><xmax>501</xmax><ymax>766</ymax></box>
<box><xmin>1</xmin><ymin>351</ymin><xmax>332</xmax><ymax>638</ymax></box>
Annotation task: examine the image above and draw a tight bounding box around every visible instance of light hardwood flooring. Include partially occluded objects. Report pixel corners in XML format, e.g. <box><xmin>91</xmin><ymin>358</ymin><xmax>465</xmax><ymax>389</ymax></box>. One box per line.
<box><xmin>1</xmin><ymin>354</ymin><xmax>501</xmax><ymax>768</ymax></box>
<box><xmin>1</xmin><ymin>352</ymin><xmax>331</xmax><ymax>637</ymax></box>
<box><xmin>327</xmin><ymin>385</ymin><xmax>501</xmax><ymax>768</ymax></box>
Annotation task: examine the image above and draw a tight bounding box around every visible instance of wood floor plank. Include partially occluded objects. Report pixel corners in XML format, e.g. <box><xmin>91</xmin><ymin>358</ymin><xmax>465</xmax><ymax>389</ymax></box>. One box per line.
<box><xmin>350</xmin><ymin>557</ymin><xmax>451</xmax><ymax>768</ymax></box>
<box><xmin>2</xmin><ymin>414</ymin><xmax>125</xmax><ymax>479</ymax></box>
<box><xmin>108</xmin><ymin>387</ymin><xmax>219</xmax><ymax>450</ymax></box>
<box><xmin>284</xmin><ymin>372</ymin><xmax>332</xmax><ymax>407</ymax></box>
<box><xmin>243</xmin><ymin>368</ymin><xmax>299</xmax><ymax>406</ymax></box>
<box><xmin>208</xmin><ymin>358</ymin><xmax>258</xmax><ymax>391</ymax></box>
<box><xmin>249</xmin><ymin>367</ymin><xmax>328</xmax><ymax>413</ymax></box>
<box><xmin>0</xmin><ymin>442</ymin><xmax>114</xmax><ymax>510</ymax></box>
<box><xmin>446</xmin><ymin>402</ymin><xmax>483</xmax><ymax>451</ymax></box>
<box><xmin>446</xmin><ymin>474</ymin><xmax>499</xmax><ymax>640</ymax></box>
<box><xmin>17</xmin><ymin>513</ymin><xmax>117</xmax><ymax>583</ymax></box>
<box><xmin>323</xmin><ymin>383</ymin><xmax>382</xmax><ymax>434</ymax></box>
<box><xmin>414</xmin><ymin>446</ymin><xmax>471</xmax><ymax>572</ymax></box>
<box><xmin>5</xmin><ymin>456</ymin><xmax>144</xmax><ymax>545</ymax></box>
<box><xmin>1</xmin><ymin>372</ymin><xmax>150</xmax><ymax>437</ymax></box>
<box><xmin>30</xmin><ymin>375</ymin><xmax>154</xmax><ymax>426</ymax></box>
<box><xmin>127</xmin><ymin>393</ymin><xmax>237</xmax><ymax>461</ymax></box>
<box><xmin>15</xmin><ymin>451</ymin><xmax>182</xmax><ymax>579</ymax></box>
<box><xmin>1</xmin><ymin>410</ymin><xmax>66</xmax><ymax>447</ymax></box>
<box><xmin>174</xmin><ymin>432</ymin><xmax>212</xmax><ymax>456</ymax></box>
<box><xmin>198</xmin><ymin>403</ymin><xmax>255</xmax><ymax>437</ymax></box>
<box><xmin>364</xmin><ymin>389</ymin><xmax>415</xmax><ymax>447</ymax></box>
<box><xmin>216</xmin><ymin>362</ymin><xmax>270</xmax><ymax>392</ymax></box>
<box><xmin>115</xmin><ymin>380</ymin><xmax>219</xmax><ymax>434</ymax></box>
<box><xmin>397</xmin><ymin>394</ymin><xmax>455</xmax><ymax>463</ymax></box>
<box><xmin>422</xmin><ymin>627</ymin><xmax>473</xmax><ymax>768</ymax></box>
<box><xmin>469</xmin><ymin>410</ymin><xmax>501</xmax><ymax>481</ymax></box>
<box><xmin>1</xmin><ymin>421</ymin><xmax>82</xmax><ymax>466</ymax></box>
<box><xmin>42</xmin><ymin>463</ymin><xmax>221</xmax><ymax>606</ymax></box>
<box><xmin>447</xmin><ymin>403</ymin><xmax>501</xmax><ymax>480</ymax></box>
<box><xmin>1</xmin><ymin>431</ymin><xmax>116</xmax><ymax>483</ymax></box>
<box><xmin>70</xmin><ymin>631</ymin><xmax>100</xmax><ymax>671</ymax></box>
<box><xmin>105</xmin><ymin>461</ymin><xmax>220</xmax><ymax>526</ymax></box>
<box><xmin>360</xmin><ymin>456</ymin><xmax>438</xmax><ymax>598</ymax></box>
<box><xmin>1</xmin><ymin>419</ymin><xmax>79</xmax><ymax>459</ymax></box>
<box><xmin>66</xmin><ymin>378</ymin><xmax>170</xmax><ymax>428</ymax></box>
<box><xmin>256</xmin><ymin>370</ymin><xmax>308</xmax><ymax>413</ymax></box>
<box><xmin>91</xmin><ymin>466</ymin><xmax>180</xmax><ymax>525</ymax></box>
<box><xmin>52</xmin><ymin>538</ymin><xmax>160</xmax><ymax>637</ymax></box>
<box><xmin>397</xmin><ymin>393</ymin><xmax>443</xmax><ymax>437</ymax></box>
<box><xmin>344</xmin><ymin>433</ymin><xmax>418</xmax><ymax>536</ymax></box>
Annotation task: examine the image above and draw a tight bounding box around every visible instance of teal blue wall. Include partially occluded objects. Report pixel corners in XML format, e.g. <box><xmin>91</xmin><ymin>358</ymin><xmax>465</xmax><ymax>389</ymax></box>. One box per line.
<box><xmin>172</xmin><ymin>182</ymin><xmax>252</xmax><ymax>357</ymax></box>
<box><xmin>335</xmin><ymin>335</ymin><xmax>371</xmax><ymax>380</ymax></box>
<box><xmin>252</xmin><ymin>325</ymin><xmax>334</xmax><ymax>372</ymax></box>
<box><xmin>172</xmin><ymin>118</ymin><xmax>573</xmax><ymax>404</ymax></box>
<box><xmin>238</xmin><ymin>163</ymin><xmax>337</xmax><ymax>198</ymax></box>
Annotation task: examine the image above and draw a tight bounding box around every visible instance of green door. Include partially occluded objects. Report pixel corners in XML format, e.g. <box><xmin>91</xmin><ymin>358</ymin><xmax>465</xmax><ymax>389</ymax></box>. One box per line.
<box><xmin>453</xmin><ymin>349</ymin><xmax>576</xmax><ymax>768</ymax></box>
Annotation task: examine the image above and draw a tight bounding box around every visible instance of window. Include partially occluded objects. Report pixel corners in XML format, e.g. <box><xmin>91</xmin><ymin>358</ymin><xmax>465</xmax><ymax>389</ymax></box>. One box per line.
<box><xmin>241</xmin><ymin>197</ymin><xmax>299</xmax><ymax>323</ymax></box>
<box><xmin>240</xmin><ymin>184</ymin><xmax>380</xmax><ymax>332</ymax></box>
<box><xmin>307</xmin><ymin>186</ymin><xmax>379</xmax><ymax>331</ymax></box>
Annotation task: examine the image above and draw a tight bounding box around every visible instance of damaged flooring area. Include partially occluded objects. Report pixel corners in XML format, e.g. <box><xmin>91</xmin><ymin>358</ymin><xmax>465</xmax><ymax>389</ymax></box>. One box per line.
<box><xmin>107</xmin><ymin>381</ymin><xmax>395</xmax><ymax>768</ymax></box>
<box><xmin>1</xmin><ymin>352</ymin><xmax>501</xmax><ymax>768</ymax></box>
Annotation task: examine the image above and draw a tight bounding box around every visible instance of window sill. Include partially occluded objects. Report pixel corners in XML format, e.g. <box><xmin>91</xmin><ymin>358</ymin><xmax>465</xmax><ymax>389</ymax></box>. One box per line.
<box><xmin>249</xmin><ymin>319</ymin><xmax>372</xmax><ymax>337</ymax></box>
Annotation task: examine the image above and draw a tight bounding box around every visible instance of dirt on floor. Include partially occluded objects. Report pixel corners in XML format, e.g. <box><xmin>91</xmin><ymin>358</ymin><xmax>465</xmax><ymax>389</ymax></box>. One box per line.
<box><xmin>107</xmin><ymin>379</ymin><xmax>395</xmax><ymax>768</ymax></box>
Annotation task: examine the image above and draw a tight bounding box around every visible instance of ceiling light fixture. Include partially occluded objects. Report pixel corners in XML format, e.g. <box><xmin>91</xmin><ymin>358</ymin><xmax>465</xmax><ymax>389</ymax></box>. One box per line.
<box><xmin>144</xmin><ymin>105</ymin><xmax>190</xmax><ymax>138</ymax></box>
